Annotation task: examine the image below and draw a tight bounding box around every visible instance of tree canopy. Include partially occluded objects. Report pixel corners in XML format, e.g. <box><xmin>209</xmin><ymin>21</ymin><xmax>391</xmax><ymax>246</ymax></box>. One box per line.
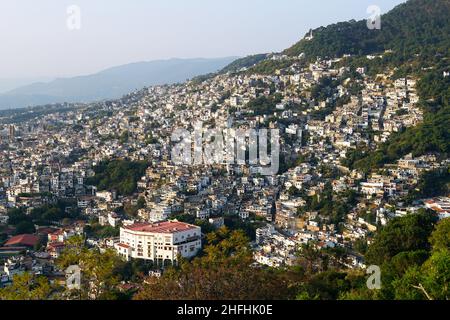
<box><xmin>86</xmin><ymin>159</ymin><xmax>148</xmax><ymax>196</ymax></box>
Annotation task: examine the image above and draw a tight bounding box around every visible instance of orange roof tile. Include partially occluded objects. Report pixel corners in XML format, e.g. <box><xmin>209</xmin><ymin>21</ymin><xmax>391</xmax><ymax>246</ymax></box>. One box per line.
<box><xmin>5</xmin><ymin>234</ymin><xmax>39</xmax><ymax>247</ymax></box>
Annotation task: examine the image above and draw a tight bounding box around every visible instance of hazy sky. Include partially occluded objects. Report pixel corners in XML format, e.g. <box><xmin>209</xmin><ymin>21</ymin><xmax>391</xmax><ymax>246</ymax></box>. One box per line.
<box><xmin>0</xmin><ymin>0</ymin><xmax>406</xmax><ymax>79</ymax></box>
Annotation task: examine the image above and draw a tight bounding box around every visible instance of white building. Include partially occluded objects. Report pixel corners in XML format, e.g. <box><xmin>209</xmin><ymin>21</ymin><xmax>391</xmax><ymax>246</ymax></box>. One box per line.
<box><xmin>108</xmin><ymin>212</ymin><xmax>121</xmax><ymax>228</ymax></box>
<box><xmin>115</xmin><ymin>221</ymin><xmax>201</xmax><ymax>265</ymax></box>
<box><xmin>256</xmin><ymin>224</ymin><xmax>275</xmax><ymax>244</ymax></box>
<box><xmin>149</xmin><ymin>204</ymin><xmax>172</xmax><ymax>222</ymax></box>
<box><xmin>424</xmin><ymin>197</ymin><xmax>450</xmax><ymax>220</ymax></box>
<box><xmin>96</xmin><ymin>191</ymin><xmax>114</xmax><ymax>202</ymax></box>
<box><xmin>360</xmin><ymin>182</ymin><xmax>384</xmax><ymax>196</ymax></box>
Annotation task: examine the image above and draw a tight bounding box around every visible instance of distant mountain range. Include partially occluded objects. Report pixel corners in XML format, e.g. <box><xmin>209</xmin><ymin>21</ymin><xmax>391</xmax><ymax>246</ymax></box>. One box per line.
<box><xmin>0</xmin><ymin>57</ymin><xmax>238</xmax><ymax>110</ymax></box>
<box><xmin>0</xmin><ymin>77</ymin><xmax>55</xmax><ymax>94</ymax></box>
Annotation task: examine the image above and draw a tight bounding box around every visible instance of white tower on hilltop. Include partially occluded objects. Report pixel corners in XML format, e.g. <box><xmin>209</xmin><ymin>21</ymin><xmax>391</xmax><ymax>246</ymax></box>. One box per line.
<box><xmin>305</xmin><ymin>29</ymin><xmax>314</xmax><ymax>41</ymax></box>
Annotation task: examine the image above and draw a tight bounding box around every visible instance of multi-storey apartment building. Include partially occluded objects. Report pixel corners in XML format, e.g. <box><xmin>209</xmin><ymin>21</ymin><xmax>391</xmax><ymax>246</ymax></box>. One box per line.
<box><xmin>115</xmin><ymin>221</ymin><xmax>201</xmax><ymax>265</ymax></box>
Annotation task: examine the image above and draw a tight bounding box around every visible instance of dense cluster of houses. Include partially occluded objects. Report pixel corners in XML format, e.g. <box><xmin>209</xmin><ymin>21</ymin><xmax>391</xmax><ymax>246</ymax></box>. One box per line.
<box><xmin>1</xmin><ymin>52</ymin><xmax>448</xmax><ymax>286</ymax></box>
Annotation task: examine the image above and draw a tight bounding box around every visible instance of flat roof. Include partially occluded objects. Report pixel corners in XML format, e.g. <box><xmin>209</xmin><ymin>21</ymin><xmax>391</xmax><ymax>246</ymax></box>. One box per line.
<box><xmin>124</xmin><ymin>221</ymin><xmax>198</xmax><ymax>234</ymax></box>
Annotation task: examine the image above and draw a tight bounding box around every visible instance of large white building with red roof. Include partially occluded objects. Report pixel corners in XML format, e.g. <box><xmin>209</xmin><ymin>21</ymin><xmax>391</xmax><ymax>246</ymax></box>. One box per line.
<box><xmin>114</xmin><ymin>220</ymin><xmax>201</xmax><ymax>264</ymax></box>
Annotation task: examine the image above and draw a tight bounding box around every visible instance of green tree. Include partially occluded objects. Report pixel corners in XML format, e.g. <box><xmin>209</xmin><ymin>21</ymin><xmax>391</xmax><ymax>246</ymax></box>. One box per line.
<box><xmin>0</xmin><ymin>273</ymin><xmax>52</xmax><ymax>300</ymax></box>
<box><xmin>7</xmin><ymin>208</ymin><xmax>28</xmax><ymax>225</ymax></box>
<box><xmin>134</xmin><ymin>227</ymin><xmax>300</xmax><ymax>300</ymax></box>
<box><xmin>56</xmin><ymin>237</ymin><xmax>123</xmax><ymax>300</ymax></box>
<box><xmin>392</xmin><ymin>249</ymin><xmax>450</xmax><ymax>300</ymax></box>
<box><xmin>365</xmin><ymin>210</ymin><xmax>437</xmax><ymax>265</ymax></box>
<box><xmin>429</xmin><ymin>218</ymin><xmax>450</xmax><ymax>252</ymax></box>
<box><xmin>86</xmin><ymin>159</ymin><xmax>148</xmax><ymax>196</ymax></box>
<box><xmin>14</xmin><ymin>221</ymin><xmax>36</xmax><ymax>235</ymax></box>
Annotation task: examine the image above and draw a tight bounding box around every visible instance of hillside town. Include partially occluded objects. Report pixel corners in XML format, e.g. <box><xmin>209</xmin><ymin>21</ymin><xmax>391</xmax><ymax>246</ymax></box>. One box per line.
<box><xmin>0</xmin><ymin>53</ymin><xmax>449</xmax><ymax>289</ymax></box>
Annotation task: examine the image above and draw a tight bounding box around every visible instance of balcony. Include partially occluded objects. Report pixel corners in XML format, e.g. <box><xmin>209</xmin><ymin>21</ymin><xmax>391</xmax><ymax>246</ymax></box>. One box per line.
<box><xmin>174</xmin><ymin>235</ymin><xmax>201</xmax><ymax>245</ymax></box>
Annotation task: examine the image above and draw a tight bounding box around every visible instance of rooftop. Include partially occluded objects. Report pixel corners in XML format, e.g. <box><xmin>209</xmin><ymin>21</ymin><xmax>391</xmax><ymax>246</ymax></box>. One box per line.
<box><xmin>5</xmin><ymin>234</ymin><xmax>39</xmax><ymax>247</ymax></box>
<box><xmin>124</xmin><ymin>221</ymin><xmax>198</xmax><ymax>234</ymax></box>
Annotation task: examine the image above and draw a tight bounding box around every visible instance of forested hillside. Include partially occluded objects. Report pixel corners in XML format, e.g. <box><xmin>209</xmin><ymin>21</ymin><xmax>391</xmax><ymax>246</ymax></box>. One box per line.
<box><xmin>280</xmin><ymin>0</ymin><xmax>450</xmax><ymax>171</ymax></box>
<box><xmin>284</xmin><ymin>0</ymin><xmax>450</xmax><ymax>60</ymax></box>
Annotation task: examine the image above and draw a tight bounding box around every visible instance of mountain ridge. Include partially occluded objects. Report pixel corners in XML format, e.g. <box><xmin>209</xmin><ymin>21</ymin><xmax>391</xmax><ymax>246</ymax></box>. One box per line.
<box><xmin>0</xmin><ymin>57</ymin><xmax>239</xmax><ymax>110</ymax></box>
<box><xmin>284</xmin><ymin>0</ymin><xmax>450</xmax><ymax>59</ymax></box>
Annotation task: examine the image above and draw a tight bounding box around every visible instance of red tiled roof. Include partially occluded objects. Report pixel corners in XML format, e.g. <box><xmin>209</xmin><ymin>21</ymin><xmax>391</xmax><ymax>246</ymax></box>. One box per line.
<box><xmin>125</xmin><ymin>221</ymin><xmax>198</xmax><ymax>234</ymax></box>
<box><xmin>5</xmin><ymin>234</ymin><xmax>39</xmax><ymax>247</ymax></box>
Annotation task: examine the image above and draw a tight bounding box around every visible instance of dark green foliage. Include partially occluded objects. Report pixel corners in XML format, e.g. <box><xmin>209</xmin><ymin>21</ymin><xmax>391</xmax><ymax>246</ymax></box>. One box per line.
<box><xmin>365</xmin><ymin>210</ymin><xmax>438</xmax><ymax>265</ymax></box>
<box><xmin>193</xmin><ymin>219</ymin><xmax>216</xmax><ymax>235</ymax></box>
<box><xmin>145</xmin><ymin>134</ymin><xmax>158</xmax><ymax>145</ymax></box>
<box><xmin>122</xmin><ymin>200</ymin><xmax>145</xmax><ymax>218</ymax></box>
<box><xmin>171</xmin><ymin>214</ymin><xmax>196</xmax><ymax>224</ymax></box>
<box><xmin>115</xmin><ymin>259</ymin><xmax>153</xmax><ymax>282</ymax></box>
<box><xmin>310</xmin><ymin>77</ymin><xmax>340</xmax><ymax>101</ymax></box>
<box><xmin>246</xmin><ymin>94</ymin><xmax>282</xmax><ymax>116</ymax></box>
<box><xmin>31</xmin><ymin>202</ymin><xmax>80</xmax><ymax>225</ymax></box>
<box><xmin>341</xmin><ymin>148</ymin><xmax>366</xmax><ymax>170</ymax></box>
<box><xmin>350</xmin><ymin>106</ymin><xmax>450</xmax><ymax>172</ymax></box>
<box><xmin>288</xmin><ymin>0</ymin><xmax>450</xmax><ymax>172</ymax></box>
<box><xmin>119</xmin><ymin>131</ymin><xmax>130</xmax><ymax>143</ymax></box>
<box><xmin>417</xmin><ymin>67</ymin><xmax>450</xmax><ymax>113</ymax></box>
<box><xmin>297</xmin><ymin>271</ymin><xmax>353</xmax><ymax>300</ymax></box>
<box><xmin>190</xmin><ymin>73</ymin><xmax>216</xmax><ymax>85</ymax></box>
<box><xmin>298</xmin><ymin>183</ymin><xmax>350</xmax><ymax>225</ymax></box>
<box><xmin>0</xmin><ymin>232</ymin><xmax>7</xmax><ymax>246</ymax></box>
<box><xmin>190</xmin><ymin>54</ymin><xmax>271</xmax><ymax>83</ymax></box>
<box><xmin>224</xmin><ymin>217</ymin><xmax>263</xmax><ymax>241</ymax></box>
<box><xmin>294</xmin><ymin>215</ymin><xmax>450</xmax><ymax>300</ymax></box>
<box><xmin>429</xmin><ymin>218</ymin><xmax>450</xmax><ymax>252</ymax></box>
<box><xmin>278</xmin><ymin>154</ymin><xmax>296</xmax><ymax>174</ymax></box>
<box><xmin>247</xmin><ymin>59</ymin><xmax>295</xmax><ymax>75</ymax></box>
<box><xmin>84</xmin><ymin>223</ymin><xmax>120</xmax><ymax>239</ymax></box>
<box><xmin>284</xmin><ymin>0</ymin><xmax>450</xmax><ymax>60</ymax></box>
<box><xmin>358</xmin><ymin>218</ymin><xmax>449</xmax><ymax>300</ymax></box>
<box><xmin>220</xmin><ymin>54</ymin><xmax>269</xmax><ymax>74</ymax></box>
<box><xmin>7</xmin><ymin>208</ymin><xmax>28</xmax><ymax>225</ymax></box>
<box><xmin>384</xmin><ymin>250</ymin><xmax>430</xmax><ymax>279</ymax></box>
<box><xmin>14</xmin><ymin>221</ymin><xmax>36</xmax><ymax>235</ymax></box>
<box><xmin>17</xmin><ymin>192</ymin><xmax>53</xmax><ymax>198</ymax></box>
<box><xmin>388</xmin><ymin>105</ymin><xmax>450</xmax><ymax>158</ymax></box>
<box><xmin>86</xmin><ymin>159</ymin><xmax>148</xmax><ymax>196</ymax></box>
<box><xmin>308</xmin><ymin>75</ymin><xmax>359</xmax><ymax>120</ymax></box>
<box><xmin>408</xmin><ymin>166</ymin><xmax>450</xmax><ymax>201</ymax></box>
<box><xmin>136</xmin><ymin>197</ymin><xmax>146</xmax><ymax>209</ymax></box>
<box><xmin>353</xmin><ymin>239</ymin><xmax>368</xmax><ymax>255</ymax></box>
<box><xmin>8</xmin><ymin>201</ymin><xmax>80</xmax><ymax>227</ymax></box>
